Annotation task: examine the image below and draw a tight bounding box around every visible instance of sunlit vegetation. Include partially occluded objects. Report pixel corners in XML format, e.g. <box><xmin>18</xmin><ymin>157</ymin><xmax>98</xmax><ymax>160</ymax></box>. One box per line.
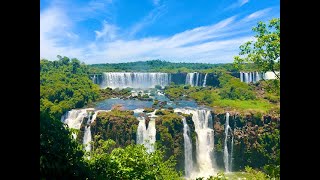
<box><xmin>40</xmin><ymin>56</ymin><xmax>100</xmax><ymax>120</ymax></box>
<box><xmin>234</xmin><ymin>18</ymin><xmax>280</xmax><ymax>80</ymax></box>
<box><xmin>40</xmin><ymin>16</ymin><xmax>280</xmax><ymax>180</ymax></box>
<box><xmin>87</xmin><ymin>138</ymin><xmax>182</xmax><ymax>179</ymax></box>
<box><xmin>97</xmin><ymin>87</ymin><xmax>132</xmax><ymax>100</ymax></box>
<box><xmin>88</xmin><ymin>60</ymin><xmax>238</xmax><ymax>74</ymax></box>
<box><xmin>164</xmin><ymin>73</ymin><xmax>279</xmax><ymax>114</ymax></box>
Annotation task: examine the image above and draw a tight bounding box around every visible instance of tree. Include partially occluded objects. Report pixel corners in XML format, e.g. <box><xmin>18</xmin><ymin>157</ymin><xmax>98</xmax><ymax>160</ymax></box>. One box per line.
<box><xmin>40</xmin><ymin>114</ymin><xmax>87</xmax><ymax>178</ymax></box>
<box><xmin>234</xmin><ymin>18</ymin><xmax>280</xmax><ymax>79</ymax></box>
<box><xmin>86</xmin><ymin>137</ymin><xmax>182</xmax><ymax>179</ymax></box>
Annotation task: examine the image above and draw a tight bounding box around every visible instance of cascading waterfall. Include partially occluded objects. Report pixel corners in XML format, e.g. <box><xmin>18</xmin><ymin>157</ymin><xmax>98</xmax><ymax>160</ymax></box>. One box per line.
<box><xmin>255</xmin><ymin>72</ymin><xmax>260</xmax><ymax>82</ymax></box>
<box><xmin>230</xmin><ymin>135</ymin><xmax>234</xmax><ymax>172</ymax></box>
<box><xmin>91</xmin><ymin>75</ymin><xmax>96</xmax><ymax>84</ymax></box>
<box><xmin>185</xmin><ymin>73</ymin><xmax>195</xmax><ymax>86</ymax></box>
<box><xmin>136</xmin><ymin>114</ymin><xmax>156</xmax><ymax>153</ymax></box>
<box><xmin>174</xmin><ymin>108</ymin><xmax>216</xmax><ymax>178</ymax></box>
<box><xmin>244</xmin><ymin>72</ymin><xmax>249</xmax><ymax>83</ymax></box>
<box><xmin>83</xmin><ymin>112</ymin><xmax>92</xmax><ymax>152</ymax></box>
<box><xmin>186</xmin><ymin>73</ymin><xmax>202</xmax><ymax>86</ymax></box>
<box><xmin>101</xmin><ymin>72</ymin><xmax>170</xmax><ymax>89</ymax></box>
<box><xmin>195</xmin><ymin>73</ymin><xmax>200</xmax><ymax>87</ymax></box>
<box><xmin>182</xmin><ymin>116</ymin><xmax>194</xmax><ymax>178</ymax></box>
<box><xmin>61</xmin><ymin>109</ymin><xmax>90</xmax><ymax>129</ymax></box>
<box><xmin>146</xmin><ymin>119</ymin><xmax>156</xmax><ymax>153</ymax></box>
<box><xmin>136</xmin><ymin>116</ymin><xmax>147</xmax><ymax>145</ymax></box>
<box><xmin>61</xmin><ymin>108</ymin><xmax>93</xmax><ymax>139</ymax></box>
<box><xmin>240</xmin><ymin>71</ymin><xmax>278</xmax><ymax>83</ymax></box>
<box><xmin>202</xmin><ymin>73</ymin><xmax>208</xmax><ymax>87</ymax></box>
<box><xmin>223</xmin><ymin>112</ymin><xmax>233</xmax><ymax>173</ymax></box>
<box><xmin>264</xmin><ymin>71</ymin><xmax>279</xmax><ymax>80</ymax></box>
<box><xmin>61</xmin><ymin>109</ymin><xmax>106</xmax><ymax>149</ymax></box>
<box><xmin>193</xmin><ymin>109</ymin><xmax>215</xmax><ymax>177</ymax></box>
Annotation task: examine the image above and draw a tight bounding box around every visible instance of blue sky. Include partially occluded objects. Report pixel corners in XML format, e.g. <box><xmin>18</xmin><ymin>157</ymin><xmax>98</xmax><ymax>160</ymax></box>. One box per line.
<box><xmin>40</xmin><ymin>0</ymin><xmax>279</xmax><ymax>64</ymax></box>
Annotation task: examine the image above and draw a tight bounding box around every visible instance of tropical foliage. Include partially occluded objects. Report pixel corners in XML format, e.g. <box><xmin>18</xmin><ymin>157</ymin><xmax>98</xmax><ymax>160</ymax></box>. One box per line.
<box><xmin>164</xmin><ymin>73</ymin><xmax>279</xmax><ymax>113</ymax></box>
<box><xmin>40</xmin><ymin>56</ymin><xmax>100</xmax><ymax>120</ymax></box>
<box><xmin>86</xmin><ymin>138</ymin><xmax>181</xmax><ymax>179</ymax></box>
<box><xmin>234</xmin><ymin>18</ymin><xmax>280</xmax><ymax>79</ymax></box>
<box><xmin>88</xmin><ymin>60</ymin><xmax>238</xmax><ymax>73</ymax></box>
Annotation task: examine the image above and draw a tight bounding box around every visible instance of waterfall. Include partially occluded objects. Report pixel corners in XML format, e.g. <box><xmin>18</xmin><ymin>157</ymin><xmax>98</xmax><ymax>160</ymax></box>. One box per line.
<box><xmin>61</xmin><ymin>109</ymin><xmax>89</xmax><ymax>129</ymax></box>
<box><xmin>83</xmin><ymin>112</ymin><xmax>92</xmax><ymax>152</ymax></box>
<box><xmin>183</xmin><ymin>117</ymin><xmax>194</xmax><ymax>177</ymax></box>
<box><xmin>244</xmin><ymin>73</ymin><xmax>249</xmax><ymax>83</ymax></box>
<box><xmin>146</xmin><ymin>119</ymin><xmax>156</xmax><ymax>153</ymax></box>
<box><xmin>186</xmin><ymin>72</ymin><xmax>202</xmax><ymax>86</ymax></box>
<box><xmin>224</xmin><ymin>112</ymin><xmax>233</xmax><ymax>172</ymax></box>
<box><xmin>240</xmin><ymin>71</ymin><xmax>278</xmax><ymax>83</ymax></box>
<box><xmin>174</xmin><ymin>108</ymin><xmax>216</xmax><ymax>178</ymax></box>
<box><xmin>230</xmin><ymin>135</ymin><xmax>234</xmax><ymax>172</ymax></box>
<box><xmin>264</xmin><ymin>71</ymin><xmax>279</xmax><ymax>80</ymax></box>
<box><xmin>101</xmin><ymin>72</ymin><xmax>170</xmax><ymax>89</ymax></box>
<box><xmin>195</xmin><ymin>73</ymin><xmax>200</xmax><ymax>86</ymax></box>
<box><xmin>185</xmin><ymin>73</ymin><xmax>195</xmax><ymax>86</ymax></box>
<box><xmin>137</xmin><ymin>117</ymin><xmax>147</xmax><ymax>145</ymax></box>
<box><xmin>202</xmin><ymin>73</ymin><xmax>208</xmax><ymax>87</ymax></box>
<box><xmin>61</xmin><ymin>109</ymin><xmax>93</xmax><ymax>139</ymax></box>
<box><xmin>136</xmin><ymin>115</ymin><xmax>156</xmax><ymax>153</ymax></box>
<box><xmin>193</xmin><ymin>109</ymin><xmax>215</xmax><ymax>176</ymax></box>
<box><xmin>61</xmin><ymin>108</ymin><xmax>101</xmax><ymax>147</ymax></box>
<box><xmin>92</xmin><ymin>75</ymin><xmax>96</xmax><ymax>84</ymax></box>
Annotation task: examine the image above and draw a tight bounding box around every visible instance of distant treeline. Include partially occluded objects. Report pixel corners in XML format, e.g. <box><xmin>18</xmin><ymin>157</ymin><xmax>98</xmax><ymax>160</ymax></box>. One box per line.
<box><xmin>88</xmin><ymin>60</ymin><xmax>259</xmax><ymax>74</ymax></box>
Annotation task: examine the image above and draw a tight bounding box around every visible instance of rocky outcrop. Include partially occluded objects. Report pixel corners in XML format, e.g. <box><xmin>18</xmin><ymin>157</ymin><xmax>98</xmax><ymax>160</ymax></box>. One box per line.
<box><xmin>90</xmin><ymin>110</ymin><xmax>139</xmax><ymax>147</ymax></box>
<box><xmin>212</xmin><ymin>112</ymin><xmax>280</xmax><ymax>171</ymax></box>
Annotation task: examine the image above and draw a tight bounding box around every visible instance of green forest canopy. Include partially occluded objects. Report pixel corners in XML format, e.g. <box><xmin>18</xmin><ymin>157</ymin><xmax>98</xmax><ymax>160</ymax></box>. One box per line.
<box><xmin>87</xmin><ymin>60</ymin><xmax>260</xmax><ymax>74</ymax></box>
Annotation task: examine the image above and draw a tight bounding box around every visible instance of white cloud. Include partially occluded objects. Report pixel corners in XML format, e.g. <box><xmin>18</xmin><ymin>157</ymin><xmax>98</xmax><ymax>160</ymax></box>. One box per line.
<box><xmin>244</xmin><ymin>8</ymin><xmax>272</xmax><ymax>20</ymax></box>
<box><xmin>128</xmin><ymin>4</ymin><xmax>167</xmax><ymax>38</ymax></box>
<box><xmin>95</xmin><ymin>21</ymin><xmax>118</xmax><ymax>41</ymax></box>
<box><xmin>40</xmin><ymin>6</ymin><xmax>273</xmax><ymax>64</ymax></box>
<box><xmin>226</xmin><ymin>0</ymin><xmax>250</xmax><ymax>10</ymax></box>
<box><xmin>40</xmin><ymin>7</ymin><xmax>83</xmax><ymax>60</ymax></box>
<box><xmin>239</xmin><ymin>0</ymin><xmax>249</xmax><ymax>6</ymax></box>
<box><xmin>82</xmin><ymin>14</ymin><xmax>258</xmax><ymax>64</ymax></box>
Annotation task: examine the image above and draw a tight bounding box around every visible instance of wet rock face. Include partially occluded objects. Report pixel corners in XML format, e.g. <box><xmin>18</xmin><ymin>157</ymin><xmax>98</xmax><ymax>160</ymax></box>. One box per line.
<box><xmin>213</xmin><ymin>112</ymin><xmax>280</xmax><ymax>171</ymax></box>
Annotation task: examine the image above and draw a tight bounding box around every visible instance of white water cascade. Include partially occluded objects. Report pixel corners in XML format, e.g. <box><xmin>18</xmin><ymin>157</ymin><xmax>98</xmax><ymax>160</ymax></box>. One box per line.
<box><xmin>185</xmin><ymin>73</ymin><xmax>195</xmax><ymax>86</ymax></box>
<box><xmin>182</xmin><ymin>116</ymin><xmax>194</xmax><ymax>178</ymax></box>
<box><xmin>240</xmin><ymin>72</ymin><xmax>262</xmax><ymax>83</ymax></box>
<box><xmin>83</xmin><ymin>112</ymin><xmax>92</xmax><ymax>152</ymax></box>
<box><xmin>185</xmin><ymin>73</ymin><xmax>201</xmax><ymax>87</ymax></box>
<box><xmin>91</xmin><ymin>75</ymin><xmax>96</xmax><ymax>84</ymax></box>
<box><xmin>240</xmin><ymin>71</ymin><xmax>279</xmax><ymax>83</ymax></box>
<box><xmin>263</xmin><ymin>71</ymin><xmax>279</xmax><ymax>80</ymax></box>
<box><xmin>146</xmin><ymin>119</ymin><xmax>156</xmax><ymax>153</ymax></box>
<box><xmin>202</xmin><ymin>73</ymin><xmax>208</xmax><ymax>87</ymax></box>
<box><xmin>175</xmin><ymin>108</ymin><xmax>216</xmax><ymax>178</ymax></box>
<box><xmin>136</xmin><ymin>114</ymin><xmax>157</xmax><ymax>153</ymax></box>
<box><xmin>136</xmin><ymin>116</ymin><xmax>147</xmax><ymax>145</ymax></box>
<box><xmin>61</xmin><ymin>108</ymin><xmax>94</xmax><ymax>139</ymax></box>
<box><xmin>223</xmin><ymin>112</ymin><xmax>233</xmax><ymax>173</ymax></box>
<box><xmin>101</xmin><ymin>72</ymin><xmax>171</xmax><ymax>89</ymax></box>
